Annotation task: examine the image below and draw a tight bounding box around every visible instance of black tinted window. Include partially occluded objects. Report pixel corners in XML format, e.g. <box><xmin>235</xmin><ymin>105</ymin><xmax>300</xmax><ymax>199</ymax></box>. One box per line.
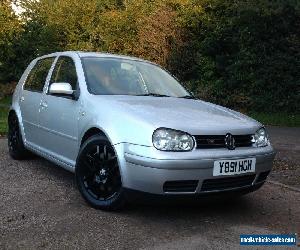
<box><xmin>50</xmin><ymin>56</ymin><xmax>78</xmax><ymax>90</ymax></box>
<box><xmin>24</xmin><ymin>57</ymin><xmax>54</xmax><ymax>92</ymax></box>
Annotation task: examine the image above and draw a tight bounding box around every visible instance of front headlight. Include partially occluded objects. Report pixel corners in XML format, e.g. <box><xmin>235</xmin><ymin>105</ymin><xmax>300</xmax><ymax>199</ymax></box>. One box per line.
<box><xmin>252</xmin><ymin>127</ymin><xmax>269</xmax><ymax>147</ymax></box>
<box><xmin>152</xmin><ymin>128</ymin><xmax>195</xmax><ymax>151</ymax></box>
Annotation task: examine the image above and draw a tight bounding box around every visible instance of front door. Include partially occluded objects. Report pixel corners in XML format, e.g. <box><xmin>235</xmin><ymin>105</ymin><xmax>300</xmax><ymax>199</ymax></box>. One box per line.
<box><xmin>38</xmin><ymin>56</ymin><xmax>80</xmax><ymax>166</ymax></box>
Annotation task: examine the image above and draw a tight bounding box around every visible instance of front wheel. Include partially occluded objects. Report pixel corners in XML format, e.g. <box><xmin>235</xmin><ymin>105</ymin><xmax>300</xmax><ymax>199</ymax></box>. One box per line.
<box><xmin>75</xmin><ymin>135</ymin><xmax>126</xmax><ymax>210</ymax></box>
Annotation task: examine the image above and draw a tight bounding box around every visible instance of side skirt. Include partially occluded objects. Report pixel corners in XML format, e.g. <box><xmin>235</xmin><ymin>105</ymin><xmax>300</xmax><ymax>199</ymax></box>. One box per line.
<box><xmin>25</xmin><ymin>142</ymin><xmax>75</xmax><ymax>173</ymax></box>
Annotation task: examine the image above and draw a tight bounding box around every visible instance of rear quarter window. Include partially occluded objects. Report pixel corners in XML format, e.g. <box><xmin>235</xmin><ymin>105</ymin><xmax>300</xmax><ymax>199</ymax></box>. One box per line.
<box><xmin>24</xmin><ymin>57</ymin><xmax>55</xmax><ymax>92</ymax></box>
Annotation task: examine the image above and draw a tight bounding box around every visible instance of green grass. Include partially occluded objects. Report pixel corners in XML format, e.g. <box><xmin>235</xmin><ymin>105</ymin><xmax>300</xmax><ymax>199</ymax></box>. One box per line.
<box><xmin>248</xmin><ymin>112</ymin><xmax>300</xmax><ymax>127</ymax></box>
<box><xmin>0</xmin><ymin>96</ymin><xmax>10</xmax><ymax>136</ymax></box>
<box><xmin>0</xmin><ymin>106</ymin><xmax>9</xmax><ymax>136</ymax></box>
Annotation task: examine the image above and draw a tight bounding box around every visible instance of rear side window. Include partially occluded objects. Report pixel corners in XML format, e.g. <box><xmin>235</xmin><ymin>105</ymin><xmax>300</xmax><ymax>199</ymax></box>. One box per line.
<box><xmin>49</xmin><ymin>56</ymin><xmax>78</xmax><ymax>90</ymax></box>
<box><xmin>24</xmin><ymin>57</ymin><xmax>55</xmax><ymax>92</ymax></box>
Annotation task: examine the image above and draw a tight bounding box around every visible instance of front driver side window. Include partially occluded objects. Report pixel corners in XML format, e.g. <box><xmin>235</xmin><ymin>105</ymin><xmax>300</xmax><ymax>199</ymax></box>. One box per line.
<box><xmin>49</xmin><ymin>56</ymin><xmax>78</xmax><ymax>91</ymax></box>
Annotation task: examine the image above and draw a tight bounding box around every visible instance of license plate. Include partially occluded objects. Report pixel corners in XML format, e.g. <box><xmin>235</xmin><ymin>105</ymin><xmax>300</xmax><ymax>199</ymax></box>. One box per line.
<box><xmin>213</xmin><ymin>158</ymin><xmax>256</xmax><ymax>176</ymax></box>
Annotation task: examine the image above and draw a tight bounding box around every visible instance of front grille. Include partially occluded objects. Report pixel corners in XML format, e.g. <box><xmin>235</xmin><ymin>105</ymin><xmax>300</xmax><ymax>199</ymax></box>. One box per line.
<box><xmin>163</xmin><ymin>180</ymin><xmax>198</xmax><ymax>193</ymax></box>
<box><xmin>256</xmin><ymin>171</ymin><xmax>270</xmax><ymax>183</ymax></box>
<box><xmin>201</xmin><ymin>174</ymin><xmax>256</xmax><ymax>192</ymax></box>
<box><xmin>194</xmin><ymin>134</ymin><xmax>253</xmax><ymax>149</ymax></box>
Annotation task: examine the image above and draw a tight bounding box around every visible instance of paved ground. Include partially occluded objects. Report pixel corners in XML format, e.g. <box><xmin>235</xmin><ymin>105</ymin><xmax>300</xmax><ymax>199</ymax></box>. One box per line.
<box><xmin>267</xmin><ymin>126</ymin><xmax>300</xmax><ymax>162</ymax></box>
<box><xmin>267</xmin><ymin>126</ymin><xmax>300</xmax><ymax>188</ymax></box>
<box><xmin>0</xmin><ymin>127</ymin><xmax>299</xmax><ymax>249</ymax></box>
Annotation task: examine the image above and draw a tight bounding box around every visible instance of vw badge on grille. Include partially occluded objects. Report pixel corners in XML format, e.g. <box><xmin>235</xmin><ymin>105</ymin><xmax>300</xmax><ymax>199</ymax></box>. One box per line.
<box><xmin>225</xmin><ymin>133</ymin><xmax>235</xmax><ymax>150</ymax></box>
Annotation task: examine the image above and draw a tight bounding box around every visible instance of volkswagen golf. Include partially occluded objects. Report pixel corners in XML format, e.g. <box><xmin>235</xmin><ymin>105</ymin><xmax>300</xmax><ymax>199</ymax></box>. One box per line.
<box><xmin>8</xmin><ymin>51</ymin><xmax>275</xmax><ymax>210</ymax></box>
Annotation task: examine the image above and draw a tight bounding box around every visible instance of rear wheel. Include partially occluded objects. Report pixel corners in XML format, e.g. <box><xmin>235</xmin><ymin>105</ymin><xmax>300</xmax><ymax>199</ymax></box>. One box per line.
<box><xmin>75</xmin><ymin>135</ymin><xmax>126</xmax><ymax>210</ymax></box>
<box><xmin>8</xmin><ymin>112</ymin><xmax>29</xmax><ymax>160</ymax></box>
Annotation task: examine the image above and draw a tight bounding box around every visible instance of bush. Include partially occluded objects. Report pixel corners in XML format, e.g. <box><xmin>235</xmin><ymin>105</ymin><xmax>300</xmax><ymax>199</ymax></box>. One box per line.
<box><xmin>0</xmin><ymin>82</ymin><xmax>16</xmax><ymax>99</ymax></box>
<box><xmin>170</xmin><ymin>0</ymin><xmax>300</xmax><ymax>113</ymax></box>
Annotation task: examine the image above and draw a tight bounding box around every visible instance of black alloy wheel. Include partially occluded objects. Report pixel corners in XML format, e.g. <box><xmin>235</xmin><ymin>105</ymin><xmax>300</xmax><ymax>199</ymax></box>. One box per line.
<box><xmin>76</xmin><ymin>135</ymin><xmax>126</xmax><ymax>210</ymax></box>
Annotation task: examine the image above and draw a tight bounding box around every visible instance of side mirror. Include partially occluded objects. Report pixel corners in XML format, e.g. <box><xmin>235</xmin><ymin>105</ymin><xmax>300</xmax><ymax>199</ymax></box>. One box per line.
<box><xmin>49</xmin><ymin>82</ymin><xmax>74</xmax><ymax>96</ymax></box>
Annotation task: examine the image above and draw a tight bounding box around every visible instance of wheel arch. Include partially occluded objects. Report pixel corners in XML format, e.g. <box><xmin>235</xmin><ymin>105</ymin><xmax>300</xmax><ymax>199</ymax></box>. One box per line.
<box><xmin>8</xmin><ymin>109</ymin><xmax>21</xmax><ymax>128</ymax></box>
<box><xmin>80</xmin><ymin>127</ymin><xmax>109</xmax><ymax>147</ymax></box>
<box><xmin>78</xmin><ymin>126</ymin><xmax>125</xmax><ymax>169</ymax></box>
<box><xmin>8</xmin><ymin>109</ymin><xmax>17</xmax><ymax>120</ymax></box>
<box><xmin>8</xmin><ymin>108</ymin><xmax>26</xmax><ymax>142</ymax></box>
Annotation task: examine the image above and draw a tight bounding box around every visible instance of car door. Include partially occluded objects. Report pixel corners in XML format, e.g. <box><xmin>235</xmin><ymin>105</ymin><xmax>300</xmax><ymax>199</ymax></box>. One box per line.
<box><xmin>19</xmin><ymin>57</ymin><xmax>55</xmax><ymax>148</ymax></box>
<box><xmin>38</xmin><ymin>56</ymin><xmax>80</xmax><ymax>165</ymax></box>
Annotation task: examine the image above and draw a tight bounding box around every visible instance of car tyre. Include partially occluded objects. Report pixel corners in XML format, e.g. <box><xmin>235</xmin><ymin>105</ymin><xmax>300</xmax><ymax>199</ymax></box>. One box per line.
<box><xmin>8</xmin><ymin>112</ymin><xmax>29</xmax><ymax>160</ymax></box>
<box><xmin>75</xmin><ymin>135</ymin><xmax>126</xmax><ymax>210</ymax></box>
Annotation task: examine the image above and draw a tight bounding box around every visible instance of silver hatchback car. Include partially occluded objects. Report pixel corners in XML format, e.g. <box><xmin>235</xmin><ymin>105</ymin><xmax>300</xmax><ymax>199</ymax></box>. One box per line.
<box><xmin>8</xmin><ymin>51</ymin><xmax>275</xmax><ymax>210</ymax></box>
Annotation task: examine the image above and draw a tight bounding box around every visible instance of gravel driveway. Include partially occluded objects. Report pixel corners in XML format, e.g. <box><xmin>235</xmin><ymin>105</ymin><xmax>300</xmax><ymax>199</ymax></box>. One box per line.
<box><xmin>0</xmin><ymin>136</ymin><xmax>299</xmax><ymax>249</ymax></box>
<box><xmin>267</xmin><ymin>126</ymin><xmax>300</xmax><ymax>188</ymax></box>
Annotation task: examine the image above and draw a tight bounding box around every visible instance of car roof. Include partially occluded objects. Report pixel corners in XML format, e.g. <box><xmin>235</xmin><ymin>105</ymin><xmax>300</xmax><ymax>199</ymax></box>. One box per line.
<box><xmin>37</xmin><ymin>51</ymin><xmax>154</xmax><ymax>65</ymax></box>
<box><xmin>78</xmin><ymin>52</ymin><xmax>147</xmax><ymax>61</ymax></box>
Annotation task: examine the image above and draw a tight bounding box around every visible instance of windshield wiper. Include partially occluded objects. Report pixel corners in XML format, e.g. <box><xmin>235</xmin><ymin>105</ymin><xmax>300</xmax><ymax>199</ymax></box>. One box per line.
<box><xmin>136</xmin><ymin>93</ymin><xmax>171</xmax><ymax>97</ymax></box>
<box><xmin>178</xmin><ymin>95</ymin><xmax>196</xmax><ymax>99</ymax></box>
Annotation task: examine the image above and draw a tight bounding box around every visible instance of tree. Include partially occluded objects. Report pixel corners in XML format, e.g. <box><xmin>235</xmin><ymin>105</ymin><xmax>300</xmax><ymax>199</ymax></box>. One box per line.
<box><xmin>0</xmin><ymin>0</ymin><xmax>23</xmax><ymax>82</ymax></box>
<box><xmin>170</xmin><ymin>0</ymin><xmax>300</xmax><ymax>112</ymax></box>
<box><xmin>1</xmin><ymin>0</ymin><xmax>298</xmax><ymax>112</ymax></box>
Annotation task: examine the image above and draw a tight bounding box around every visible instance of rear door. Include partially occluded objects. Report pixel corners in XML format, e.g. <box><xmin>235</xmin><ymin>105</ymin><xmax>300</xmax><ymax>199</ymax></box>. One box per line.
<box><xmin>19</xmin><ymin>57</ymin><xmax>55</xmax><ymax>147</ymax></box>
<box><xmin>38</xmin><ymin>56</ymin><xmax>80</xmax><ymax>165</ymax></box>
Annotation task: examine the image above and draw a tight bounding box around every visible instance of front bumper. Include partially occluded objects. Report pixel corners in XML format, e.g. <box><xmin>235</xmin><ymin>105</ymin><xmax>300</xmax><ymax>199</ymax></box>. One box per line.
<box><xmin>115</xmin><ymin>143</ymin><xmax>276</xmax><ymax>195</ymax></box>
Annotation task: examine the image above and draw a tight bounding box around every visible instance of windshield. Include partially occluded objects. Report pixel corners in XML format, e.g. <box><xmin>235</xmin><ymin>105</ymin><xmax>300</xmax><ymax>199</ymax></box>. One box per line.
<box><xmin>81</xmin><ymin>57</ymin><xmax>191</xmax><ymax>97</ymax></box>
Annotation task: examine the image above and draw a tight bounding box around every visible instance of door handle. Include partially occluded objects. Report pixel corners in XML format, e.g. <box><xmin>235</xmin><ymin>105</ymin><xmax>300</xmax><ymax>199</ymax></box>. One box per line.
<box><xmin>40</xmin><ymin>101</ymin><xmax>48</xmax><ymax>108</ymax></box>
<box><xmin>20</xmin><ymin>96</ymin><xmax>25</xmax><ymax>102</ymax></box>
